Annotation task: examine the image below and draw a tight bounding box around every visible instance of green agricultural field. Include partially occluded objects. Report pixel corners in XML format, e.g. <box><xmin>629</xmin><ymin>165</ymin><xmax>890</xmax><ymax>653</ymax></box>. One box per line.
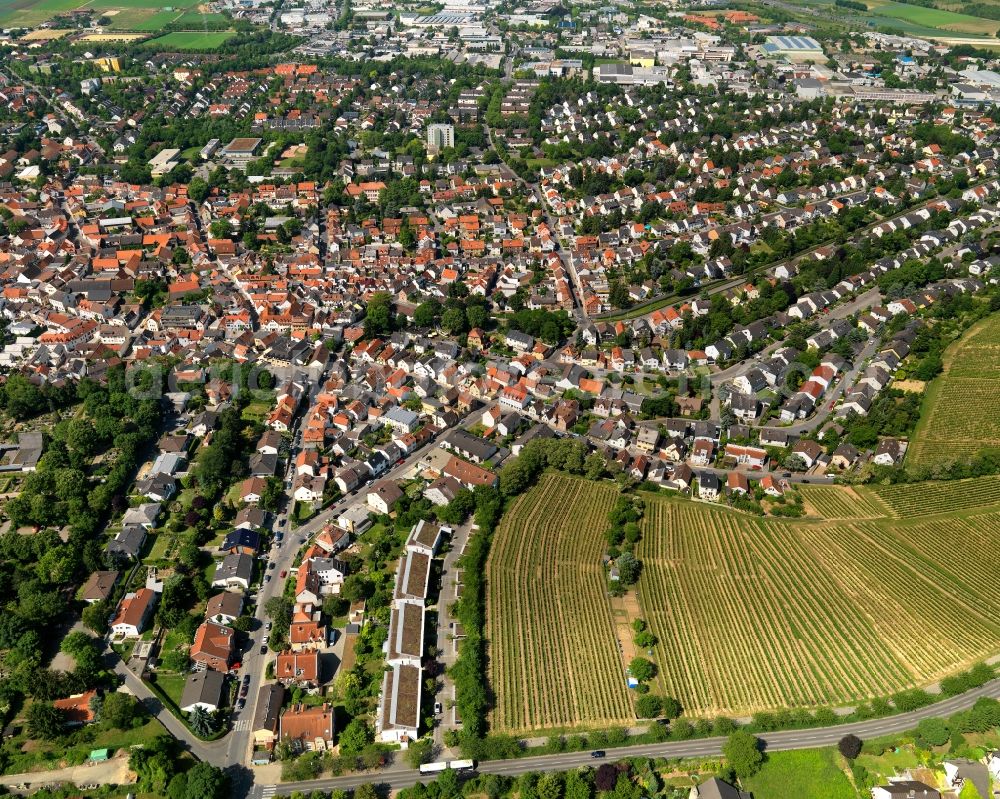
<box><xmin>908</xmin><ymin>313</ymin><xmax>1000</xmax><ymax>468</ymax></box>
<box><xmin>867</xmin><ymin>0</ymin><xmax>1000</xmax><ymax>35</ymax></box>
<box><xmin>486</xmin><ymin>472</ymin><xmax>632</xmax><ymax>735</ymax></box>
<box><xmin>794</xmin><ymin>0</ymin><xmax>997</xmax><ymax>38</ymax></box>
<box><xmin>743</xmin><ymin>748</ymin><xmax>857</xmax><ymax>799</ymax></box>
<box><xmin>0</xmin><ymin>0</ymin><xmax>202</xmax><ymax>29</ymax></box>
<box><xmin>143</xmin><ymin>29</ymin><xmax>235</xmax><ymax>48</ymax></box>
<box><xmin>486</xmin><ymin>472</ymin><xmax>1000</xmax><ymax>730</ymax></box>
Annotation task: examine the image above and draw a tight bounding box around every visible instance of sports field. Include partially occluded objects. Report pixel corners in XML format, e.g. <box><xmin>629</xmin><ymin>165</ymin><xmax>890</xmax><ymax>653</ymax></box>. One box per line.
<box><xmin>907</xmin><ymin>313</ymin><xmax>1000</xmax><ymax>468</ymax></box>
<box><xmin>485</xmin><ymin>472</ymin><xmax>1000</xmax><ymax>730</ymax></box>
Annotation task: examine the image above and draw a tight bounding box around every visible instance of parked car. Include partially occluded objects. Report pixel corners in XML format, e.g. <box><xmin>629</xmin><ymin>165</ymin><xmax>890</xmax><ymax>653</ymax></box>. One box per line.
<box><xmin>262</xmin><ymin>636</ymin><xmax>269</xmax><ymax>645</ymax></box>
<box><xmin>434</xmin><ymin>702</ymin><xmax>442</xmax><ymax>715</ymax></box>
<box><xmin>268</xmin><ymin>562</ymin><xmax>276</xmax><ymax>570</ymax></box>
<box><xmin>280</xmin><ymin>570</ymin><xmax>287</xmax><ymax>578</ymax></box>
<box><xmin>265</xmin><ymin>621</ymin><xmax>272</xmax><ymax>631</ymax></box>
<box><xmin>260</xmin><ymin>645</ymin><xmax>267</xmax><ymax>655</ymax></box>
<box><xmin>264</xmin><ymin>575</ymin><xmax>271</xmax><ymax>582</ymax></box>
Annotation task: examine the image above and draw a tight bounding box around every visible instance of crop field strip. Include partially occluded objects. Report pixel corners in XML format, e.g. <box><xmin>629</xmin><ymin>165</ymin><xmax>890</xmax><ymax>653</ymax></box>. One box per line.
<box><xmin>908</xmin><ymin>314</ymin><xmax>1000</xmax><ymax>467</ymax></box>
<box><xmin>796</xmin><ymin>521</ymin><xmax>1000</xmax><ymax>680</ymax></box>
<box><xmin>638</xmin><ymin>500</ymin><xmax>911</xmax><ymax>715</ymax></box>
<box><xmin>486</xmin><ymin>472</ymin><xmax>633</xmax><ymax>734</ymax></box>
<box><xmin>870</xmin><ymin>474</ymin><xmax>1000</xmax><ymax>517</ymax></box>
<box><xmin>487</xmin><ymin>471</ymin><xmax>1000</xmax><ymax>727</ymax></box>
<box><xmin>799</xmin><ymin>485</ymin><xmax>887</xmax><ymax>519</ymax></box>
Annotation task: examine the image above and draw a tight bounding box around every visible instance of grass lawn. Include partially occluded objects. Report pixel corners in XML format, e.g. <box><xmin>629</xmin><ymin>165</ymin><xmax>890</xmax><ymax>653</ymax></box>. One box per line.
<box><xmin>743</xmin><ymin>748</ymin><xmax>857</xmax><ymax>799</ymax></box>
<box><xmin>144</xmin><ymin>30</ymin><xmax>235</xmax><ymax>49</ymax></box>
<box><xmin>293</xmin><ymin>501</ymin><xmax>315</xmax><ymax>525</ymax></box>
<box><xmin>152</xmin><ymin>672</ymin><xmax>187</xmax><ymax>710</ymax></box>
<box><xmin>161</xmin><ymin>627</ymin><xmax>192</xmax><ymax>654</ymax></box>
<box><xmin>855</xmin><ymin>741</ymin><xmax>922</xmax><ymax>782</ymax></box>
<box><xmin>90</xmin><ymin>717</ymin><xmax>165</xmax><ymax>750</ymax></box>
<box><xmin>0</xmin><ymin>718</ymin><xmax>167</xmax><ymax>775</ymax></box>
<box><xmin>145</xmin><ymin>531</ymin><xmax>174</xmax><ymax>561</ymax></box>
<box><xmin>202</xmin><ymin>558</ymin><xmax>219</xmax><ymax>587</ymax></box>
<box><xmin>241</xmin><ymin>400</ymin><xmax>272</xmax><ymax>422</ymax></box>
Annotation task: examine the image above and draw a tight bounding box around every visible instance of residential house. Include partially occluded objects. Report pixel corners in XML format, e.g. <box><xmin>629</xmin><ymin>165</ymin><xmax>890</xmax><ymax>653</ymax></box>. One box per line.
<box><xmin>81</xmin><ymin>570</ymin><xmax>119</xmax><ymax>604</ymax></box>
<box><xmin>211</xmin><ymin>553</ymin><xmax>254</xmax><ymax>591</ymax></box>
<box><xmin>377</xmin><ymin>663</ymin><xmax>421</xmax><ymax>747</ymax></box>
<box><xmin>220</xmin><ymin>529</ymin><xmax>261</xmax><ymax>555</ymax></box>
<box><xmin>275</xmin><ymin>650</ymin><xmax>321</xmax><ymax>688</ymax></box>
<box><xmin>870</xmin><ymin>782</ymin><xmax>939</xmax><ymax>799</ymax></box>
<box><xmin>689</xmin><ymin>777</ymin><xmax>752</xmax><ymax>799</ymax></box>
<box><xmin>873</xmin><ymin>438</ymin><xmax>906</xmax><ymax>466</ymax></box>
<box><xmin>205</xmin><ymin>591</ymin><xmax>244</xmax><ymax>626</ymax></box>
<box><xmin>53</xmin><ymin>690</ymin><xmax>99</xmax><ymax>726</ymax></box>
<box><xmin>180</xmin><ymin>670</ymin><xmax>226</xmax><ymax>713</ymax></box>
<box><xmin>111</xmin><ymin>588</ymin><xmax>157</xmax><ymax>638</ymax></box>
<box><xmin>252</xmin><ymin>683</ymin><xmax>285</xmax><ymax>753</ymax></box>
<box><xmin>280</xmin><ymin>703</ymin><xmax>336</xmax><ymax>753</ymax></box>
<box><xmin>368</xmin><ymin>480</ymin><xmax>404</xmax><ymax>514</ymax></box>
<box><xmin>190</xmin><ymin>622</ymin><xmax>236</xmax><ymax>672</ymax></box>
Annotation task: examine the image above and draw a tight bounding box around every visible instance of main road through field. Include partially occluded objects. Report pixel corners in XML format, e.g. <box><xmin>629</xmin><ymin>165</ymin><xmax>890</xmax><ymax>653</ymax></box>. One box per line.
<box><xmin>264</xmin><ymin>679</ymin><xmax>1000</xmax><ymax>798</ymax></box>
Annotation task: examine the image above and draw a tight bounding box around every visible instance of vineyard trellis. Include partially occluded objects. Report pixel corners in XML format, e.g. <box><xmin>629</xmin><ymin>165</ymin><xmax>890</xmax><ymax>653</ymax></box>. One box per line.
<box><xmin>486</xmin><ymin>472</ymin><xmax>634</xmax><ymax>734</ymax></box>
<box><xmin>908</xmin><ymin>314</ymin><xmax>1000</xmax><ymax>468</ymax></box>
<box><xmin>485</xmin><ymin>471</ymin><xmax>1000</xmax><ymax>727</ymax></box>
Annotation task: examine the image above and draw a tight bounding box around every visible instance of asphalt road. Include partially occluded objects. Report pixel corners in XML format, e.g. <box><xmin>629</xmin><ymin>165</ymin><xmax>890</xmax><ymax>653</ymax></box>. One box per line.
<box><xmin>269</xmin><ymin>678</ymin><xmax>1000</xmax><ymax>797</ymax></box>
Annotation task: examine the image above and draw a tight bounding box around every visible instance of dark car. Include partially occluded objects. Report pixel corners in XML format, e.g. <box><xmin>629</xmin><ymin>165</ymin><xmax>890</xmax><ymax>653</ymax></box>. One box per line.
<box><xmin>260</xmin><ymin>645</ymin><xmax>267</xmax><ymax>655</ymax></box>
<box><xmin>268</xmin><ymin>561</ymin><xmax>276</xmax><ymax>570</ymax></box>
<box><xmin>591</xmin><ymin>751</ymin><xmax>605</xmax><ymax>759</ymax></box>
<box><xmin>235</xmin><ymin>699</ymin><xmax>245</xmax><ymax>711</ymax></box>
<box><xmin>242</xmin><ymin>674</ymin><xmax>251</xmax><ymax>685</ymax></box>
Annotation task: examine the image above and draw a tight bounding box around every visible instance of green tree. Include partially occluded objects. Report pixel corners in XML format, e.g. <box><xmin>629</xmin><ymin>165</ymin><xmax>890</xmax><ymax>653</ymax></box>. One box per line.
<box><xmin>82</xmin><ymin>600</ymin><xmax>110</xmax><ymax>635</ymax></box>
<box><xmin>339</xmin><ymin>718</ymin><xmax>374</xmax><ymax>757</ymax></box>
<box><xmin>441</xmin><ymin>307</ymin><xmax>467</xmax><ymax>335</ymax></box>
<box><xmin>564</xmin><ymin>769</ymin><xmax>593</xmax><ymax>799</ymax></box>
<box><xmin>183</xmin><ymin>762</ymin><xmax>228</xmax><ymax>799</ymax></box>
<box><xmin>27</xmin><ymin>702</ymin><xmax>65</xmax><ymax>740</ymax></box>
<box><xmin>102</xmin><ymin>692</ymin><xmax>140</xmax><ymax>729</ymax></box>
<box><xmin>537</xmin><ymin>772</ymin><xmax>563</xmax><ymax>799</ymax></box>
<box><xmin>188</xmin><ymin>706</ymin><xmax>217</xmax><ymax>737</ymax></box>
<box><xmin>635</xmin><ymin>694</ymin><xmax>661</xmax><ymax>718</ymax></box>
<box><xmin>628</xmin><ymin>657</ymin><xmax>656</xmax><ymax>683</ymax></box>
<box><xmin>723</xmin><ymin>730</ymin><xmax>763</xmax><ymax>779</ymax></box>
<box><xmin>915</xmin><ymin>717</ymin><xmax>950</xmax><ymax>748</ymax></box>
<box><xmin>188</xmin><ymin>176</ymin><xmax>210</xmax><ymax>203</ymax></box>
<box><xmin>414</xmin><ymin>300</ymin><xmax>441</xmax><ymax>327</ymax></box>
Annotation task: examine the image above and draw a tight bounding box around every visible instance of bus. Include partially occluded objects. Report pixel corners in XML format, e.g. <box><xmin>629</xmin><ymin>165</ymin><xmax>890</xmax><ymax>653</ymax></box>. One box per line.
<box><xmin>448</xmin><ymin>760</ymin><xmax>476</xmax><ymax>772</ymax></box>
<box><xmin>419</xmin><ymin>762</ymin><xmax>448</xmax><ymax>775</ymax></box>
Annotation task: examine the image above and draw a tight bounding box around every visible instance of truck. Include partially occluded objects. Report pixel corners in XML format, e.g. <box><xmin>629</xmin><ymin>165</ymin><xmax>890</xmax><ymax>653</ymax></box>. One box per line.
<box><xmin>448</xmin><ymin>760</ymin><xmax>476</xmax><ymax>772</ymax></box>
<box><xmin>419</xmin><ymin>762</ymin><xmax>448</xmax><ymax>775</ymax></box>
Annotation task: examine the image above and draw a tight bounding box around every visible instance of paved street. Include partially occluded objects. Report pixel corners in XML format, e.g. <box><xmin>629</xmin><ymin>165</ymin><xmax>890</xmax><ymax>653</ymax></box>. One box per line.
<box><xmin>268</xmin><ymin>678</ymin><xmax>1000</xmax><ymax>798</ymax></box>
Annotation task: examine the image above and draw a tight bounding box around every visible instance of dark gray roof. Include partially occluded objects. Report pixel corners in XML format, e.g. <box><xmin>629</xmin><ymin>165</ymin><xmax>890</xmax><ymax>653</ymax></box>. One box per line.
<box><xmin>181</xmin><ymin>669</ymin><xmax>225</xmax><ymax>710</ymax></box>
